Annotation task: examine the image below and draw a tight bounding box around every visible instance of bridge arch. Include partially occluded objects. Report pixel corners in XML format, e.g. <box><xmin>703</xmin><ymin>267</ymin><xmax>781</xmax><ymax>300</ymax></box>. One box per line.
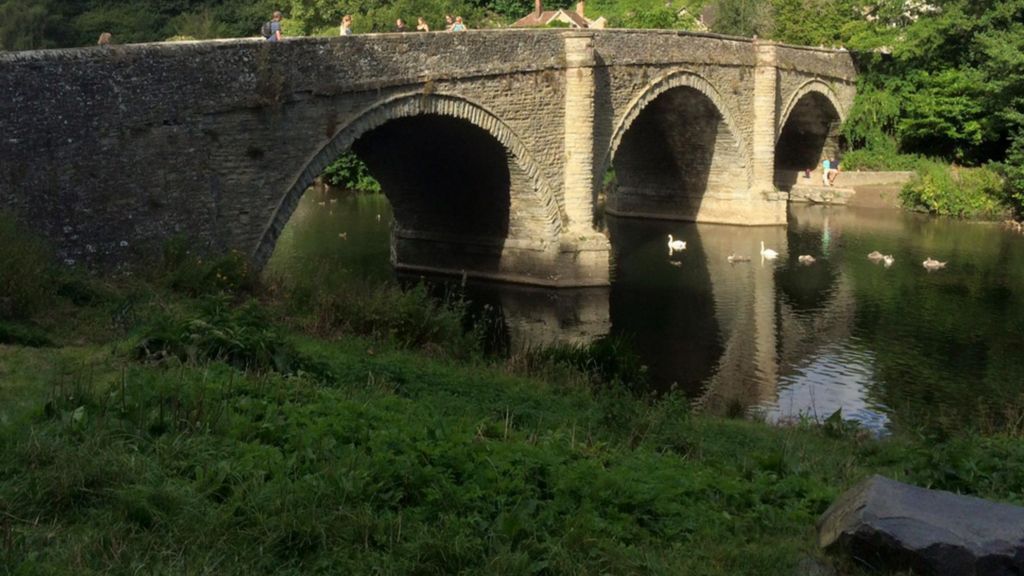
<box><xmin>603</xmin><ymin>70</ymin><xmax>753</xmax><ymax>221</ymax></box>
<box><xmin>604</xmin><ymin>70</ymin><xmax>750</xmax><ymax>175</ymax></box>
<box><xmin>777</xmin><ymin>80</ymin><xmax>847</xmax><ymax>140</ymax></box>
<box><xmin>253</xmin><ymin>92</ymin><xmax>564</xmax><ymax>268</ymax></box>
<box><xmin>774</xmin><ymin>80</ymin><xmax>846</xmax><ymax>177</ymax></box>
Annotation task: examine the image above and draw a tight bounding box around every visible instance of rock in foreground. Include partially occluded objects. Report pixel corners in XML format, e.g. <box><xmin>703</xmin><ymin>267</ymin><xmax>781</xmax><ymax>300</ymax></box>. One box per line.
<box><xmin>817</xmin><ymin>475</ymin><xmax>1024</xmax><ymax>576</ymax></box>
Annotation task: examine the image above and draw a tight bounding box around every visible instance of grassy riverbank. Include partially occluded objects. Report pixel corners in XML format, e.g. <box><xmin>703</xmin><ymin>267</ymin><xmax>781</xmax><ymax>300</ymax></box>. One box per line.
<box><xmin>4</xmin><ymin>225</ymin><xmax>1024</xmax><ymax>575</ymax></box>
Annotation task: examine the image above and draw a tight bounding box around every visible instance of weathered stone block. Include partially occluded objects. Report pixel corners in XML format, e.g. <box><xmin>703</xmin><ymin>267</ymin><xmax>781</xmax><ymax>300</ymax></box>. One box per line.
<box><xmin>818</xmin><ymin>475</ymin><xmax>1024</xmax><ymax>576</ymax></box>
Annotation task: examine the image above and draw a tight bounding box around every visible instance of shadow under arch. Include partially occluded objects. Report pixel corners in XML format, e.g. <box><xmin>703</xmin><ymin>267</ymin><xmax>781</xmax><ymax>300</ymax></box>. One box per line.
<box><xmin>774</xmin><ymin>81</ymin><xmax>845</xmax><ymax>190</ymax></box>
<box><xmin>602</xmin><ymin>71</ymin><xmax>753</xmax><ymax>223</ymax></box>
<box><xmin>252</xmin><ymin>93</ymin><xmax>565</xmax><ymax>270</ymax></box>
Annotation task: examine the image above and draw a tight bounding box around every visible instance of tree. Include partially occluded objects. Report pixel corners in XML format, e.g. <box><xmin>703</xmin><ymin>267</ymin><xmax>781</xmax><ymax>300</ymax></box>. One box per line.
<box><xmin>0</xmin><ymin>0</ymin><xmax>58</xmax><ymax>50</ymax></box>
<box><xmin>711</xmin><ymin>0</ymin><xmax>774</xmax><ymax>37</ymax></box>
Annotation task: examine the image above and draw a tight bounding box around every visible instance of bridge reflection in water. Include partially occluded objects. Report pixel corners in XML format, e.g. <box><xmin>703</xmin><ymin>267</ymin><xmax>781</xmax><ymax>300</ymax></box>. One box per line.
<box><xmin>268</xmin><ymin>189</ymin><xmax>895</xmax><ymax>425</ymax></box>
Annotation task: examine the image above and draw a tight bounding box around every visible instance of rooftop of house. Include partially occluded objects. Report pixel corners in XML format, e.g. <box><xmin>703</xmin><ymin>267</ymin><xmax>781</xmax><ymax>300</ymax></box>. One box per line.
<box><xmin>512</xmin><ymin>8</ymin><xmax>590</xmax><ymax>28</ymax></box>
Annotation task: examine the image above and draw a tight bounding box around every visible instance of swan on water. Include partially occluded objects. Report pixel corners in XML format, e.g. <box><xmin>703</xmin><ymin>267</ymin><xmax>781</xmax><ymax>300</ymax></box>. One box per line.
<box><xmin>667</xmin><ymin>235</ymin><xmax>687</xmax><ymax>253</ymax></box>
<box><xmin>727</xmin><ymin>252</ymin><xmax>751</xmax><ymax>263</ymax></box>
<box><xmin>868</xmin><ymin>251</ymin><xmax>884</xmax><ymax>261</ymax></box>
<box><xmin>922</xmin><ymin>257</ymin><xmax>946</xmax><ymax>270</ymax></box>
<box><xmin>760</xmin><ymin>241</ymin><xmax>778</xmax><ymax>260</ymax></box>
<box><xmin>883</xmin><ymin>255</ymin><xmax>895</xmax><ymax>268</ymax></box>
<box><xmin>798</xmin><ymin>255</ymin><xmax>816</xmax><ymax>264</ymax></box>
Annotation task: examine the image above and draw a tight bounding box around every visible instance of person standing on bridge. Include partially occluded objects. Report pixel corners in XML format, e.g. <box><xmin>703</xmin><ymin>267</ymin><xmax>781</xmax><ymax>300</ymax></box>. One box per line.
<box><xmin>417</xmin><ymin>17</ymin><xmax>430</xmax><ymax>31</ymax></box>
<box><xmin>266</xmin><ymin>11</ymin><xmax>283</xmax><ymax>42</ymax></box>
<box><xmin>451</xmin><ymin>16</ymin><xmax>467</xmax><ymax>31</ymax></box>
<box><xmin>396</xmin><ymin>18</ymin><xmax>406</xmax><ymax>32</ymax></box>
<box><xmin>340</xmin><ymin>15</ymin><xmax>353</xmax><ymax>36</ymax></box>
<box><xmin>444</xmin><ymin>14</ymin><xmax>454</xmax><ymax>31</ymax></box>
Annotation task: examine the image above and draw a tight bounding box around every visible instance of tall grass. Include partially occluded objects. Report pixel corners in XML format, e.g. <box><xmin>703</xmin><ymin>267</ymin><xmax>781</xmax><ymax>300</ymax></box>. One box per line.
<box><xmin>285</xmin><ymin>267</ymin><xmax>485</xmax><ymax>359</ymax></box>
<box><xmin>0</xmin><ymin>212</ymin><xmax>56</xmax><ymax>320</ymax></box>
<box><xmin>509</xmin><ymin>334</ymin><xmax>650</xmax><ymax>394</ymax></box>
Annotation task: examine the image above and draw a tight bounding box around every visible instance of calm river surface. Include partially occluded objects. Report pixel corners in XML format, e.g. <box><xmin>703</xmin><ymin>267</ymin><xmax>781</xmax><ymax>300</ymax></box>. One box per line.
<box><xmin>268</xmin><ymin>189</ymin><xmax>1024</xmax><ymax>431</ymax></box>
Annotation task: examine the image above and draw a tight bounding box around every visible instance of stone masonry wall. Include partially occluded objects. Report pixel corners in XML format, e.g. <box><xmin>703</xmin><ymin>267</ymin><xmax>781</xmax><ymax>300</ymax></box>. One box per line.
<box><xmin>0</xmin><ymin>32</ymin><xmax>566</xmax><ymax>268</ymax></box>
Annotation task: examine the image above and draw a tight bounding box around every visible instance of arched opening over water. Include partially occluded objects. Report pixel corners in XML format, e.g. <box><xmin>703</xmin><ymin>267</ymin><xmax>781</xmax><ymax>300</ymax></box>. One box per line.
<box><xmin>605</xmin><ymin>83</ymin><xmax>749</xmax><ymax>222</ymax></box>
<box><xmin>257</xmin><ymin>94</ymin><xmax>564</xmax><ymax>280</ymax></box>
<box><xmin>774</xmin><ymin>89</ymin><xmax>843</xmax><ymax>191</ymax></box>
<box><xmin>354</xmin><ymin>114</ymin><xmax>510</xmax><ymax>241</ymax></box>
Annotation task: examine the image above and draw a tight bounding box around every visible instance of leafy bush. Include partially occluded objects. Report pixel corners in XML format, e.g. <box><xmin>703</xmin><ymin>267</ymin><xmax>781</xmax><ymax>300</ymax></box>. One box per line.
<box><xmin>0</xmin><ymin>212</ymin><xmax>55</xmax><ymax>320</ymax></box>
<box><xmin>839</xmin><ymin>147</ymin><xmax>923</xmax><ymax>172</ymax></box>
<box><xmin>518</xmin><ymin>334</ymin><xmax>649</xmax><ymax>393</ymax></box>
<box><xmin>899</xmin><ymin>160</ymin><xmax>1010</xmax><ymax>219</ymax></box>
<box><xmin>288</xmin><ymin>270</ymin><xmax>483</xmax><ymax>358</ymax></box>
<box><xmin>134</xmin><ymin>295</ymin><xmax>329</xmax><ymax>378</ymax></box>
<box><xmin>0</xmin><ymin>321</ymin><xmax>54</xmax><ymax>347</ymax></box>
<box><xmin>158</xmin><ymin>237</ymin><xmax>256</xmax><ymax>296</ymax></box>
<box><xmin>321</xmin><ymin>151</ymin><xmax>381</xmax><ymax>192</ymax></box>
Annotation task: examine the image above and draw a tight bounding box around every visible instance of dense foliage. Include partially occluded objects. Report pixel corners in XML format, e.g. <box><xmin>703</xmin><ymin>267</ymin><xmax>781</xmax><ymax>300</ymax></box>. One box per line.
<box><xmin>321</xmin><ymin>151</ymin><xmax>381</xmax><ymax>192</ymax></box>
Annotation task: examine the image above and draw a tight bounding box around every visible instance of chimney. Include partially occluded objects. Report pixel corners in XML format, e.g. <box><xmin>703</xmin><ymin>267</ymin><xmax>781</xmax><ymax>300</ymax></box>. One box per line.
<box><xmin>576</xmin><ymin>1</ymin><xmax>585</xmax><ymax>16</ymax></box>
<box><xmin>535</xmin><ymin>0</ymin><xmax>542</xmax><ymax>17</ymax></box>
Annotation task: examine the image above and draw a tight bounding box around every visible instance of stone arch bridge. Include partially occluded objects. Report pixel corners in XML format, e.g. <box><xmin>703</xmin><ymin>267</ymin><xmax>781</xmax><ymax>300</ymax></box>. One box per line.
<box><xmin>0</xmin><ymin>30</ymin><xmax>855</xmax><ymax>287</ymax></box>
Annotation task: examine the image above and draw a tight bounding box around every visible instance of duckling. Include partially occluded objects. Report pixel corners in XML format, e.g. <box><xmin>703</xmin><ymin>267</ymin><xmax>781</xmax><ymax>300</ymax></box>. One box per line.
<box><xmin>329</xmin><ymin>198</ymin><xmax>338</xmax><ymax>204</ymax></box>
<box><xmin>883</xmin><ymin>255</ymin><xmax>895</xmax><ymax>268</ymax></box>
<box><xmin>867</xmin><ymin>251</ymin><xmax>884</xmax><ymax>261</ymax></box>
<box><xmin>667</xmin><ymin>234</ymin><xmax>687</xmax><ymax>253</ymax></box>
<box><xmin>760</xmin><ymin>241</ymin><xmax>778</xmax><ymax>260</ymax></box>
<box><xmin>317</xmin><ymin>201</ymin><xmax>327</xmax><ymax>207</ymax></box>
<box><xmin>338</xmin><ymin>232</ymin><xmax>347</xmax><ymax>240</ymax></box>
<box><xmin>922</xmin><ymin>257</ymin><xmax>946</xmax><ymax>270</ymax></box>
<box><xmin>669</xmin><ymin>261</ymin><xmax>682</xmax><ymax>267</ymax></box>
<box><xmin>798</xmin><ymin>255</ymin><xmax>816</xmax><ymax>265</ymax></box>
<box><xmin>727</xmin><ymin>252</ymin><xmax>751</xmax><ymax>263</ymax></box>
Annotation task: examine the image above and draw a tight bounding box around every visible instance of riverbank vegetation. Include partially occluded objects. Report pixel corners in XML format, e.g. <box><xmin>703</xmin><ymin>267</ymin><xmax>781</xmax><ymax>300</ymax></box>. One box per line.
<box><xmin>5</xmin><ymin>214</ymin><xmax>1024</xmax><ymax>574</ymax></box>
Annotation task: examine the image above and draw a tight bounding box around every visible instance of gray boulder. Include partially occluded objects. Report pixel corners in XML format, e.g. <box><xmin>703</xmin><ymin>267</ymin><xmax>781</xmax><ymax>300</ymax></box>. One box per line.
<box><xmin>817</xmin><ymin>475</ymin><xmax>1024</xmax><ymax>576</ymax></box>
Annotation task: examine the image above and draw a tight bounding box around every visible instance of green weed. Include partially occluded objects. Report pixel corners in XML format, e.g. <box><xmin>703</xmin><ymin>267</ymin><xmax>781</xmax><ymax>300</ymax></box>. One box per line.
<box><xmin>0</xmin><ymin>212</ymin><xmax>56</xmax><ymax>320</ymax></box>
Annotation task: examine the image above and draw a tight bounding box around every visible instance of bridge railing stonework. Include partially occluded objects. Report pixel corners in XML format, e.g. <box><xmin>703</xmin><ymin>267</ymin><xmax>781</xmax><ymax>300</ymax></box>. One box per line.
<box><xmin>0</xmin><ymin>29</ymin><xmax>855</xmax><ymax>287</ymax></box>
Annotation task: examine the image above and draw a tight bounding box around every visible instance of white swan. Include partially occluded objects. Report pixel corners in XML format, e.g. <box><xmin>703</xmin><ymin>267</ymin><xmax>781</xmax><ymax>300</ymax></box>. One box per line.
<box><xmin>798</xmin><ymin>255</ymin><xmax>816</xmax><ymax>264</ymax></box>
<box><xmin>868</xmin><ymin>251</ymin><xmax>884</xmax><ymax>261</ymax></box>
<box><xmin>883</xmin><ymin>255</ymin><xmax>895</xmax><ymax>268</ymax></box>
<box><xmin>922</xmin><ymin>257</ymin><xmax>946</xmax><ymax>270</ymax></box>
<box><xmin>668</xmin><ymin>234</ymin><xmax>687</xmax><ymax>254</ymax></box>
<box><xmin>760</xmin><ymin>241</ymin><xmax>778</xmax><ymax>260</ymax></box>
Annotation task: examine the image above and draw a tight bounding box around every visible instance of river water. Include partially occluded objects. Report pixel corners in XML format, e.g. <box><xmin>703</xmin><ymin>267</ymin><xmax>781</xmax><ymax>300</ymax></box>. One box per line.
<box><xmin>267</xmin><ymin>189</ymin><xmax>1024</xmax><ymax>431</ymax></box>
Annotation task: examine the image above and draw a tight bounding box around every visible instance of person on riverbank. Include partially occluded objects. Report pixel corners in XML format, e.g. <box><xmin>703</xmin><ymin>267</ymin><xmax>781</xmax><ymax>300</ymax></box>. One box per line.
<box><xmin>395</xmin><ymin>18</ymin><xmax>406</xmax><ymax>32</ymax></box>
<box><xmin>828</xmin><ymin>157</ymin><xmax>840</xmax><ymax>185</ymax></box>
<box><xmin>265</xmin><ymin>11</ymin><xmax>283</xmax><ymax>42</ymax></box>
<box><xmin>822</xmin><ymin>157</ymin><xmax>831</xmax><ymax>187</ymax></box>
<box><xmin>444</xmin><ymin>14</ymin><xmax>454</xmax><ymax>31</ymax></box>
<box><xmin>340</xmin><ymin>15</ymin><xmax>353</xmax><ymax>36</ymax></box>
<box><xmin>452</xmin><ymin>16</ymin><xmax>467</xmax><ymax>31</ymax></box>
<box><xmin>417</xmin><ymin>17</ymin><xmax>430</xmax><ymax>32</ymax></box>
